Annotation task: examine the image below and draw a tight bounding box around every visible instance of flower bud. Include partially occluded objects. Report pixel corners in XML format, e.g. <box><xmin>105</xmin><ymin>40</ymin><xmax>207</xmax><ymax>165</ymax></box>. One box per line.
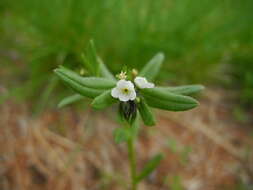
<box><xmin>132</xmin><ymin>69</ymin><xmax>138</xmax><ymax>78</ymax></box>
<box><xmin>119</xmin><ymin>100</ymin><xmax>137</xmax><ymax>124</ymax></box>
<box><xmin>116</xmin><ymin>71</ymin><xmax>127</xmax><ymax>80</ymax></box>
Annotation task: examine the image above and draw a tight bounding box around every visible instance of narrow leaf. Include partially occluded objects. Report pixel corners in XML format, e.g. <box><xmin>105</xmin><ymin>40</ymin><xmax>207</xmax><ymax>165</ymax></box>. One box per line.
<box><xmin>98</xmin><ymin>57</ymin><xmax>116</xmax><ymax>81</ymax></box>
<box><xmin>157</xmin><ymin>85</ymin><xmax>204</xmax><ymax>95</ymax></box>
<box><xmin>81</xmin><ymin>40</ymin><xmax>99</xmax><ymax>76</ymax></box>
<box><xmin>141</xmin><ymin>88</ymin><xmax>198</xmax><ymax>111</ymax></box>
<box><xmin>58</xmin><ymin>94</ymin><xmax>84</xmax><ymax>108</ymax></box>
<box><xmin>54</xmin><ymin>70</ymin><xmax>104</xmax><ymax>98</ymax></box>
<box><xmin>139</xmin><ymin>53</ymin><xmax>164</xmax><ymax>81</ymax></box>
<box><xmin>88</xmin><ymin>40</ymin><xmax>99</xmax><ymax>76</ymax></box>
<box><xmin>57</xmin><ymin>66</ymin><xmax>116</xmax><ymax>89</ymax></box>
<box><xmin>135</xmin><ymin>154</ymin><xmax>163</xmax><ymax>183</ymax></box>
<box><xmin>137</xmin><ymin>99</ymin><xmax>156</xmax><ymax>126</ymax></box>
<box><xmin>81</xmin><ymin>53</ymin><xmax>93</xmax><ymax>75</ymax></box>
<box><xmin>91</xmin><ymin>90</ymin><xmax>117</xmax><ymax>110</ymax></box>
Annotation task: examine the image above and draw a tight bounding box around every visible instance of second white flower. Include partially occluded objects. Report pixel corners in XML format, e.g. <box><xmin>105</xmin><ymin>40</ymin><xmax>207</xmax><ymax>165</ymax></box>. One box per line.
<box><xmin>134</xmin><ymin>76</ymin><xmax>154</xmax><ymax>89</ymax></box>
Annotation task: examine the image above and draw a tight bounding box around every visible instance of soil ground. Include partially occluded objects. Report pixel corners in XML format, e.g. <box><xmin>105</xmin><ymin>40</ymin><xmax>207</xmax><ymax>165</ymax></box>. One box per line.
<box><xmin>0</xmin><ymin>88</ymin><xmax>253</xmax><ymax>190</ymax></box>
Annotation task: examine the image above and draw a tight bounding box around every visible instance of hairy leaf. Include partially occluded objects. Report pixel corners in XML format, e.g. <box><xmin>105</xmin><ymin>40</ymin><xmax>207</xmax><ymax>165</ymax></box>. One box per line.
<box><xmin>56</xmin><ymin>66</ymin><xmax>116</xmax><ymax>89</ymax></box>
<box><xmin>81</xmin><ymin>39</ymin><xmax>99</xmax><ymax>76</ymax></box>
<box><xmin>141</xmin><ymin>88</ymin><xmax>198</xmax><ymax>111</ymax></box>
<box><xmin>157</xmin><ymin>85</ymin><xmax>204</xmax><ymax>95</ymax></box>
<box><xmin>135</xmin><ymin>154</ymin><xmax>163</xmax><ymax>183</ymax></box>
<box><xmin>138</xmin><ymin>99</ymin><xmax>156</xmax><ymax>126</ymax></box>
<box><xmin>55</xmin><ymin>70</ymin><xmax>104</xmax><ymax>98</ymax></box>
<box><xmin>58</xmin><ymin>94</ymin><xmax>84</xmax><ymax>108</ymax></box>
<box><xmin>91</xmin><ymin>90</ymin><xmax>117</xmax><ymax>110</ymax></box>
<box><xmin>98</xmin><ymin>57</ymin><xmax>116</xmax><ymax>81</ymax></box>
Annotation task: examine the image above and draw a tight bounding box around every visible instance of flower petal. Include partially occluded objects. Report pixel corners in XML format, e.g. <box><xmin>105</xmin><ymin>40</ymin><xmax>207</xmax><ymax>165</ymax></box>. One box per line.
<box><xmin>118</xmin><ymin>94</ymin><xmax>130</xmax><ymax>102</ymax></box>
<box><xmin>117</xmin><ymin>79</ymin><xmax>128</xmax><ymax>88</ymax></box>
<box><xmin>126</xmin><ymin>81</ymin><xmax>135</xmax><ymax>90</ymax></box>
<box><xmin>129</xmin><ymin>90</ymin><xmax>136</xmax><ymax>100</ymax></box>
<box><xmin>111</xmin><ymin>87</ymin><xmax>120</xmax><ymax>98</ymax></box>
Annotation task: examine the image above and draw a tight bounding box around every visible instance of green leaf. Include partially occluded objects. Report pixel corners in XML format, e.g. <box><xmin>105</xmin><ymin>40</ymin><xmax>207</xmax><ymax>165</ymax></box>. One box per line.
<box><xmin>139</xmin><ymin>53</ymin><xmax>164</xmax><ymax>81</ymax></box>
<box><xmin>157</xmin><ymin>85</ymin><xmax>204</xmax><ymax>95</ymax></box>
<box><xmin>81</xmin><ymin>39</ymin><xmax>99</xmax><ymax>76</ymax></box>
<box><xmin>113</xmin><ymin>127</ymin><xmax>130</xmax><ymax>144</ymax></box>
<box><xmin>137</xmin><ymin>98</ymin><xmax>156</xmax><ymax>126</ymax></box>
<box><xmin>98</xmin><ymin>57</ymin><xmax>116</xmax><ymax>81</ymax></box>
<box><xmin>91</xmin><ymin>90</ymin><xmax>117</xmax><ymax>110</ymax></box>
<box><xmin>141</xmin><ymin>88</ymin><xmax>199</xmax><ymax>111</ymax></box>
<box><xmin>58</xmin><ymin>94</ymin><xmax>84</xmax><ymax>108</ymax></box>
<box><xmin>54</xmin><ymin>70</ymin><xmax>104</xmax><ymax>98</ymax></box>
<box><xmin>135</xmin><ymin>154</ymin><xmax>163</xmax><ymax>183</ymax></box>
<box><xmin>56</xmin><ymin>66</ymin><xmax>116</xmax><ymax>89</ymax></box>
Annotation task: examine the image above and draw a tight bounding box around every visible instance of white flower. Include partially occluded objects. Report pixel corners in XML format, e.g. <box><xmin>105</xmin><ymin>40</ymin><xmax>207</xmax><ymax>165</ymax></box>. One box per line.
<box><xmin>111</xmin><ymin>80</ymin><xmax>136</xmax><ymax>102</ymax></box>
<box><xmin>134</xmin><ymin>76</ymin><xmax>154</xmax><ymax>89</ymax></box>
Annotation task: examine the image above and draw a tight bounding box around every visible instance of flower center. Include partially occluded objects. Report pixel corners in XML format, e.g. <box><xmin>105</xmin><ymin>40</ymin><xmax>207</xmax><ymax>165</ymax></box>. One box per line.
<box><xmin>122</xmin><ymin>88</ymin><xmax>129</xmax><ymax>94</ymax></box>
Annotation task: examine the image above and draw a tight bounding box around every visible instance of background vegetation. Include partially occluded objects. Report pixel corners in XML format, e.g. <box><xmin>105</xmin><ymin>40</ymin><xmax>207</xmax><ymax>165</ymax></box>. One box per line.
<box><xmin>1</xmin><ymin>0</ymin><xmax>252</xmax><ymax>111</ymax></box>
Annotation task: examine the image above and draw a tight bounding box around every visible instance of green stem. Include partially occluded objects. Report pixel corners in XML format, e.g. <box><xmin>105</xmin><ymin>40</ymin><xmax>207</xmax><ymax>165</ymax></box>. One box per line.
<box><xmin>127</xmin><ymin>136</ymin><xmax>137</xmax><ymax>190</ymax></box>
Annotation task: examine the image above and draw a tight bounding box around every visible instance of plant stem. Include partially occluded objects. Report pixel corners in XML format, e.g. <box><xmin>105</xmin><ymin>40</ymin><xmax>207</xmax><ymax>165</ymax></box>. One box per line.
<box><xmin>127</xmin><ymin>136</ymin><xmax>137</xmax><ymax>190</ymax></box>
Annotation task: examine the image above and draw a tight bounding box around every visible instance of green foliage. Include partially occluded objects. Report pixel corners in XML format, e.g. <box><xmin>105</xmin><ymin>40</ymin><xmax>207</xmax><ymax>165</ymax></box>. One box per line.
<box><xmin>56</xmin><ymin>42</ymin><xmax>115</xmax><ymax>108</ymax></box>
<box><xmin>137</xmin><ymin>98</ymin><xmax>156</xmax><ymax>126</ymax></box>
<box><xmin>58</xmin><ymin>94</ymin><xmax>83</xmax><ymax>108</ymax></box>
<box><xmin>139</xmin><ymin>53</ymin><xmax>164</xmax><ymax>81</ymax></box>
<box><xmin>57</xmin><ymin>66</ymin><xmax>116</xmax><ymax>89</ymax></box>
<box><xmin>1</xmin><ymin>0</ymin><xmax>253</xmax><ymax>109</ymax></box>
<box><xmin>81</xmin><ymin>40</ymin><xmax>99</xmax><ymax>76</ymax></box>
<box><xmin>229</xmin><ymin>49</ymin><xmax>253</xmax><ymax>107</ymax></box>
<box><xmin>54</xmin><ymin>65</ymin><xmax>117</xmax><ymax>103</ymax></box>
<box><xmin>98</xmin><ymin>58</ymin><xmax>116</xmax><ymax>81</ymax></box>
<box><xmin>114</xmin><ymin>113</ymin><xmax>141</xmax><ymax>143</ymax></box>
<box><xmin>53</xmin><ymin>38</ymin><xmax>202</xmax><ymax>189</ymax></box>
<box><xmin>157</xmin><ymin>85</ymin><xmax>205</xmax><ymax>95</ymax></box>
<box><xmin>130</xmin><ymin>113</ymin><xmax>141</xmax><ymax>139</ymax></box>
<box><xmin>135</xmin><ymin>154</ymin><xmax>163</xmax><ymax>183</ymax></box>
<box><xmin>131</xmin><ymin>53</ymin><xmax>200</xmax><ymax>114</ymax></box>
<box><xmin>54</xmin><ymin>69</ymin><xmax>105</xmax><ymax>98</ymax></box>
<box><xmin>91</xmin><ymin>90</ymin><xmax>117</xmax><ymax>110</ymax></box>
<box><xmin>141</xmin><ymin>88</ymin><xmax>199</xmax><ymax>111</ymax></box>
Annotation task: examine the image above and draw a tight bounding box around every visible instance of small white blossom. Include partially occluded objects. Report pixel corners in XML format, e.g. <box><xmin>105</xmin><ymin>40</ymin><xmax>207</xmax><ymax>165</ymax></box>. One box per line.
<box><xmin>134</xmin><ymin>76</ymin><xmax>154</xmax><ymax>89</ymax></box>
<box><xmin>111</xmin><ymin>80</ymin><xmax>136</xmax><ymax>102</ymax></box>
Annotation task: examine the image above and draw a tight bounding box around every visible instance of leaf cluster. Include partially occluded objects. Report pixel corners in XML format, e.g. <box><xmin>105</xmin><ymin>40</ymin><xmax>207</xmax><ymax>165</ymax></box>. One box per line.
<box><xmin>55</xmin><ymin>41</ymin><xmax>204</xmax><ymax>127</ymax></box>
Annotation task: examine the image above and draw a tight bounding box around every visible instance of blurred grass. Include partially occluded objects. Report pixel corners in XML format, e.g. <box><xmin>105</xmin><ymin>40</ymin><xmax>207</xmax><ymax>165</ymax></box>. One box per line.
<box><xmin>0</xmin><ymin>0</ymin><xmax>253</xmax><ymax>109</ymax></box>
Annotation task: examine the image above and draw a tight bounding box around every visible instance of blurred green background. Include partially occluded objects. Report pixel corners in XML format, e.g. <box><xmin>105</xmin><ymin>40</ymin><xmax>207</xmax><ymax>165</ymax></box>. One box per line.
<box><xmin>0</xmin><ymin>0</ymin><xmax>253</xmax><ymax>111</ymax></box>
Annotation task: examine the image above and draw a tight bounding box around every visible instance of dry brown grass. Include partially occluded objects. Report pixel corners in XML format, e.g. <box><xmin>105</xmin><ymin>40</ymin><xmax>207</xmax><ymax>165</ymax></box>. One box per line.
<box><xmin>0</xmin><ymin>89</ymin><xmax>252</xmax><ymax>190</ymax></box>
